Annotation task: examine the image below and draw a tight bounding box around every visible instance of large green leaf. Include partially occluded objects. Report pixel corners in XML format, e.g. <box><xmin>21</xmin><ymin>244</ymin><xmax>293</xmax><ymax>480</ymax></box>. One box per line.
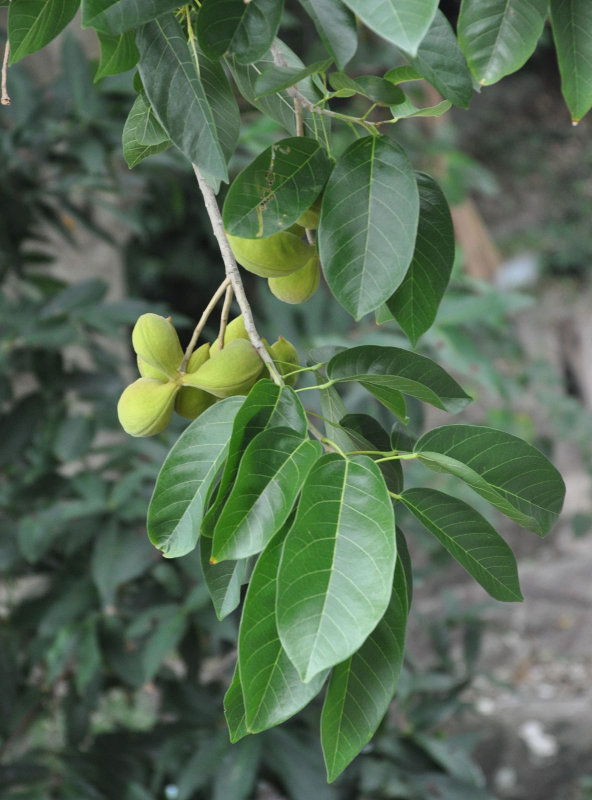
<box><xmin>122</xmin><ymin>93</ymin><xmax>170</xmax><ymax>168</ymax></box>
<box><xmin>551</xmin><ymin>0</ymin><xmax>592</xmax><ymax>123</ymax></box>
<box><xmin>238</xmin><ymin>529</ymin><xmax>328</xmax><ymax>732</ymax></box>
<box><xmin>254</xmin><ymin>59</ymin><xmax>333</xmax><ymax>97</ymax></box>
<box><xmin>81</xmin><ymin>0</ymin><xmax>180</xmax><ymax>34</ymax></box>
<box><xmin>318</xmin><ymin>136</ymin><xmax>419</xmax><ymax>320</ymax></box>
<box><xmin>458</xmin><ymin>0</ymin><xmax>548</xmax><ymax>86</ymax></box>
<box><xmin>338</xmin><ymin>413</ymin><xmax>403</xmax><ymax>493</ymax></box>
<box><xmin>297</xmin><ymin>0</ymin><xmax>358</xmax><ymax>70</ymax></box>
<box><xmin>200</xmin><ymin>537</ymin><xmax>249</xmax><ymax>620</ymax></box>
<box><xmin>414</xmin><ymin>425</ymin><xmax>566</xmax><ymax>536</ymax></box>
<box><xmin>383</xmin><ymin>172</ymin><xmax>454</xmax><ymax>345</ymax></box>
<box><xmin>212</xmin><ymin>429</ymin><xmax>322</xmax><ymax>561</ymax></box>
<box><xmin>202</xmin><ymin>380</ymin><xmax>307</xmax><ymax>536</ymax></box>
<box><xmin>340</xmin><ymin>0</ymin><xmax>438</xmax><ymax>55</ymax></box>
<box><xmin>8</xmin><ymin>0</ymin><xmax>80</xmax><ymax>63</ymax></box>
<box><xmin>327</xmin><ymin>345</ymin><xmax>472</xmax><ymax>413</ymax></box>
<box><xmin>94</xmin><ymin>29</ymin><xmax>139</xmax><ymax>81</ymax></box>
<box><xmin>400</xmin><ymin>488</ymin><xmax>523</xmax><ymax>601</ymax></box>
<box><xmin>321</xmin><ymin>556</ymin><xmax>408</xmax><ymax>782</ymax></box>
<box><xmin>405</xmin><ymin>9</ymin><xmax>473</xmax><ymax>109</ymax></box>
<box><xmin>136</xmin><ymin>14</ymin><xmax>228</xmax><ymax>183</ymax></box>
<box><xmin>277</xmin><ymin>454</ymin><xmax>396</xmax><ymax>682</ymax></box>
<box><xmin>197</xmin><ymin>0</ymin><xmax>283</xmax><ymax>63</ymax></box>
<box><xmin>146</xmin><ymin>397</ymin><xmax>243</xmax><ymax>558</ymax></box>
<box><xmin>224</xmin><ymin>667</ymin><xmax>248</xmax><ymax>742</ymax></box>
<box><xmin>222</xmin><ymin>137</ymin><xmax>331</xmax><ymax>239</ymax></box>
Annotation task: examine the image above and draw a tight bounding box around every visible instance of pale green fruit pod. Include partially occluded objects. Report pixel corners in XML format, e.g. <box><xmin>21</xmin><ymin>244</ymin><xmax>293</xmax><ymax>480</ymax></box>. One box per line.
<box><xmin>137</xmin><ymin>355</ymin><xmax>168</xmax><ymax>381</ymax></box>
<box><xmin>296</xmin><ymin>196</ymin><xmax>321</xmax><ymax>230</ymax></box>
<box><xmin>268</xmin><ymin>253</ymin><xmax>320</xmax><ymax>304</ymax></box>
<box><xmin>175</xmin><ymin>386</ymin><xmax>216</xmax><ymax>419</ymax></box>
<box><xmin>182</xmin><ymin>338</ymin><xmax>264</xmax><ymax>398</ymax></box>
<box><xmin>185</xmin><ymin>342</ymin><xmax>211</xmax><ymax>373</ymax></box>
<box><xmin>117</xmin><ymin>378</ymin><xmax>179</xmax><ymax>437</ymax></box>
<box><xmin>210</xmin><ymin>315</ymin><xmax>248</xmax><ymax>355</ymax></box>
<box><xmin>226</xmin><ymin>231</ymin><xmax>314</xmax><ymax>278</ymax></box>
<box><xmin>132</xmin><ymin>313</ymin><xmax>183</xmax><ymax>379</ymax></box>
<box><xmin>270</xmin><ymin>336</ymin><xmax>300</xmax><ymax>386</ymax></box>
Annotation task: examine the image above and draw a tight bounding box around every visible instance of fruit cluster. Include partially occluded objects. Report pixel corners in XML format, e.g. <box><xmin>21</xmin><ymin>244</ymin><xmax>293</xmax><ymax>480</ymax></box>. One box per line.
<box><xmin>117</xmin><ymin>313</ymin><xmax>298</xmax><ymax>437</ymax></box>
<box><xmin>226</xmin><ymin>204</ymin><xmax>321</xmax><ymax>304</ymax></box>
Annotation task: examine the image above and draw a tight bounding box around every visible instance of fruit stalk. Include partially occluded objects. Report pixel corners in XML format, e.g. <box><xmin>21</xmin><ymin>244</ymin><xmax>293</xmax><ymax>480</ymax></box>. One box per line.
<box><xmin>179</xmin><ymin>276</ymin><xmax>230</xmax><ymax>373</ymax></box>
<box><xmin>192</xmin><ymin>164</ymin><xmax>283</xmax><ymax>385</ymax></box>
<box><xmin>218</xmin><ymin>283</ymin><xmax>234</xmax><ymax>351</ymax></box>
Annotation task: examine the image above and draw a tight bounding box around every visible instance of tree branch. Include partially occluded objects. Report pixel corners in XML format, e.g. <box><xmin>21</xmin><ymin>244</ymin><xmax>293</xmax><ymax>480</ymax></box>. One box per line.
<box><xmin>1</xmin><ymin>40</ymin><xmax>10</xmax><ymax>106</ymax></box>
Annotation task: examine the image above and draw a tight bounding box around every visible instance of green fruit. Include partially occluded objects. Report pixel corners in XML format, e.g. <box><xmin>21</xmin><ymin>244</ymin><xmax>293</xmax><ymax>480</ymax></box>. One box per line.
<box><xmin>185</xmin><ymin>342</ymin><xmax>210</xmax><ymax>373</ymax></box>
<box><xmin>270</xmin><ymin>336</ymin><xmax>299</xmax><ymax>386</ymax></box>
<box><xmin>210</xmin><ymin>315</ymin><xmax>248</xmax><ymax>355</ymax></box>
<box><xmin>137</xmin><ymin>355</ymin><xmax>168</xmax><ymax>381</ymax></box>
<box><xmin>117</xmin><ymin>378</ymin><xmax>179</xmax><ymax>437</ymax></box>
<box><xmin>175</xmin><ymin>386</ymin><xmax>216</xmax><ymax>419</ymax></box>
<box><xmin>227</xmin><ymin>231</ymin><xmax>314</xmax><ymax>278</ymax></box>
<box><xmin>182</xmin><ymin>338</ymin><xmax>264</xmax><ymax>398</ymax></box>
<box><xmin>132</xmin><ymin>314</ymin><xmax>183</xmax><ymax>380</ymax></box>
<box><xmin>268</xmin><ymin>253</ymin><xmax>320</xmax><ymax>304</ymax></box>
<box><xmin>296</xmin><ymin>196</ymin><xmax>321</xmax><ymax>229</ymax></box>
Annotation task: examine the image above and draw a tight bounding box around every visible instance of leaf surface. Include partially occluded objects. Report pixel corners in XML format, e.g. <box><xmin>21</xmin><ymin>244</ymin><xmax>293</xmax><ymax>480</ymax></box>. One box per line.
<box><xmin>415</xmin><ymin>425</ymin><xmax>566</xmax><ymax>536</ymax></box>
<box><xmin>340</xmin><ymin>0</ymin><xmax>438</xmax><ymax>55</ymax></box>
<box><xmin>9</xmin><ymin>0</ymin><xmax>80</xmax><ymax>62</ymax></box>
<box><xmin>318</xmin><ymin>136</ymin><xmax>419</xmax><ymax>320</ymax></box>
<box><xmin>297</xmin><ymin>0</ymin><xmax>358</xmax><ymax>70</ymax></box>
<box><xmin>551</xmin><ymin>0</ymin><xmax>592</xmax><ymax>123</ymax></box>
<box><xmin>197</xmin><ymin>0</ymin><xmax>282</xmax><ymax>63</ymax></box>
<box><xmin>200</xmin><ymin>537</ymin><xmax>249</xmax><ymax>620</ymax></box>
<box><xmin>82</xmin><ymin>0</ymin><xmax>180</xmax><ymax>34</ymax></box>
<box><xmin>94</xmin><ymin>29</ymin><xmax>139</xmax><ymax>81</ymax></box>
<box><xmin>277</xmin><ymin>454</ymin><xmax>396</xmax><ymax>682</ymax></box>
<box><xmin>122</xmin><ymin>93</ymin><xmax>170</xmax><ymax>168</ymax></box>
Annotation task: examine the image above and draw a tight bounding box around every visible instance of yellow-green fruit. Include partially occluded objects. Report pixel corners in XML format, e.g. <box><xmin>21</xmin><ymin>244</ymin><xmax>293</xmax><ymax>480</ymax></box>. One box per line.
<box><xmin>210</xmin><ymin>315</ymin><xmax>248</xmax><ymax>355</ymax></box>
<box><xmin>182</xmin><ymin>338</ymin><xmax>264</xmax><ymax>398</ymax></box>
<box><xmin>227</xmin><ymin>231</ymin><xmax>314</xmax><ymax>278</ymax></box>
<box><xmin>270</xmin><ymin>336</ymin><xmax>299</xmax><ymax>386</ymax></box>
<box><xmin>268</xmin><ymin>253</ymin><xmax>320</xmax><ymax>304</ymax></box>
<box><xmin>185</xmin><ymin>342</ymin><xmax>210</xmax><ymax>373</ymax></box>
<box><xmin>132</xmin><ymin>313</ymin><xmax>183</xmax><ymax>379</ymax></box>
<box><xmin>175</xmin><ymin>386</ymin><xmax>216</xmax><ymax>419</ymax></box>
<box><xmin>117</xmin><ymin>378</ymin><xmax>179</xmax><ymax>437</ymax></box>
<box><xmin>296</xmin><ymin>196</ymin><xmax>321</xmax><ymax>229</ymax></box>
<box><xmin>137</xmin><ymin>355</ymin><xmax>168</xmax><ymax>381</ymax></box>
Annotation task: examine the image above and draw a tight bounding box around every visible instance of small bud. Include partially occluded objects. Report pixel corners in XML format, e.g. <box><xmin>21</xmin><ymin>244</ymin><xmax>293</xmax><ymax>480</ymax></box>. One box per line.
<box><xmin>268</xmin><ymin>253</ymin><xmax>320</xmax><ymax>304</ymax></box>
<box><xmin>182</xmin><ymin>339</ymin><xmax>264</xmax><ymax>398</ymax></box>
<box><xmin>227</xmin><ymin>231</ymin><xmax>314</xmax><ymax>278</ymax></box>
<box><xmin>132</xmin><ymin>314</ymin><xmax>183</xmax><ymax>379</ymax></box>
<box><xmin>117</xmin><ymin>378</ymin><xmax>179</xmax><ymax>437</ymax></box>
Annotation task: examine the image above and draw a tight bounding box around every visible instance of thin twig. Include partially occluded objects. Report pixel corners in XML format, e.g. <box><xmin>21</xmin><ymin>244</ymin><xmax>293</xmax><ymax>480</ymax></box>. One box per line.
<box><xmin>192</xmin><ymin>164</ymin><xmax>283</xmax><ymax>384</ymax></box>
<box><xmin>1</xmin><ymin>40</ymin><xmax>10</xmax><ymax>106</ymax></box>
<box><xmin>217</xmin><ymin>283</ymin><xmax>233</xmax><ymax>351</ymax></box>
<box><xmin>179</xmin><ymin>276</ymin><xmax>230</xmax><ymax>372</ymax></box>
<box><xmin>294</xmin><ymin>96</ymin><xmax>304</xmax><ymax>137</ymax></box>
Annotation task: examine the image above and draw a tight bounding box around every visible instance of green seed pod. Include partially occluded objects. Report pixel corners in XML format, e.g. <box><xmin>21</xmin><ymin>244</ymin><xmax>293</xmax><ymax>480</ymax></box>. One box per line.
<box><xmin>182</xmin><ymin>338</ymin><xmax>264</xmax><ymax>398</ymax></box>
<box><xmin>210</xmin><ymin>315</ymin><xmax>248</xmax><ymax>355</ymax></box>
<box><xmin>296</xmin><ymin>195</ymin><xmax>322</xmax><ymax>230</ymax></box>
<box><xmin>185</xmin><ymin>342</ymin><xmax>211</xmax><ymax>373</ymax></box>
<box><xmin>227</xmin><ymin>231</ymin><xmax>314</xmax><ymax>278</ymax></box>
<box><xmin>117</xmin><ymin>378</ymin><xmax>179</xmax><ymax>437</ymax></box>
<box><xmin>270</xmin><ymin>336</ymin><xmax>300</xmax><ymax>386</ymax></box>
<box><xmin>175</xmin><ymin>386</ymin><xmax>216</xmax><ymax>419</ymax></box>
<box><xmin>132</xmin><ymin>313</ymin><xmax>183</xmax><ymax>379</ymax></box>
<box><xmin>268</xmin><ymin>253</ymin><xmax>320</xmax><ymax>304</ymax></box>
<box><xmin>137</xmin><ymin>355</ymin><xmax>168</xmax><ymax>381</ymax></box>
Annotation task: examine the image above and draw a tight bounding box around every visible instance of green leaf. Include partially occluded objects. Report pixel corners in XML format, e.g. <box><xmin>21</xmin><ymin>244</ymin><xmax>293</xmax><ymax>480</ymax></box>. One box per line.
<box><xmin>212</xmin><ymin>429</ymin><xmax>322</xmax><ymax>562</ymax></box>
<box><xmin>91</xmin><ymin>525</ymin><xmax>156</xmax><ymax>605</ymax></box>
<box><xmin>136</xmin><ymin>14</ymin><xmax>228</xmax><ymax>183</ymax></box>
<box><xmin>401</xmin><ymin>488</ymin><xmax>523</xmax><ymax>601</ymax></box>
<box><xmin>297</xmin><ymin>0</ymin><xmax>358</xmax><ymax>70</ymax></box>
<box><xmin>551</xmin><ymin>0</ymin><xmax>592</xmax><ymax>123</ymax></box>
<box><xmin>81</xmin><ymin>0</ymin><xmax>180</xmax><ymax>34</ymax></box>
<box><xmin>224</xmin><ymin>667</ymin><xmax>249</xmax><ymax>742</ymax></box>
<box><xmin>327</xmin><ymin>345</ymin><xmax>472</xmax><ymax>414</ymax></box>
<box><xmin>329</xmin><ymin>73</ymin><xmax>405</xmax><ymax>104</ymax></box>
<box><xmin>458</xmin><ymin>0</ymin><xmax>548</xmax><ymax>86</ymax></box>
<box><xmin>212</xmin><ymin>734</ymin><xmax>262</xmax><ymax>800</ymax></box>
<box><xmin>339</xmin><ymin>413</ymin><xmax>403</xmax><ymax>493</ymax></box>
<box><xmin>340</xmin><ymin>0</ymin><xmax>438</xmax><ymax>56</ymax></box>
<box><xmin>200</xmin><ymin>537</ymin><xmax>249</xmax><ymax>620</ymax></box>
<box><xmin>318</xmin><ymin>136</ymin><xmax>419</xmax><ymax>320</ymax></box>
<box><xmin>254</xmin><ymin>58</ymin><xmax>333</xmax><ymax>97</ymax></box>
<box><xmin>317</xmin><ymin>382</ymin><xmax>359</xmax><ymax>453</ymax></box>
<box><xmin>384</xmin><ymin>172</ymin><xmax>454</xmax><ymax>345</ymax></box>
<box><xmin>390</xmin><ymin>97</ymin><xmax>452</xmax><ymax>120</ymax></box>
<box><xmin>202</xmin><ymin>380</ymin><xmax>307</xmax><ymax>536</ymax></box>
<box><xmin>223</xmin><ymin>137</ymin><xmax>331</xmax><ymax>238</ymax></box>
<box><xmin>147</xmin><ymin>397</ymin><xmax>243</xmax><ymax>558</ymax></box>
<box><xmin>197</xmin><ymin>0</ymin><xmax>283</xmax><ymax>63</ymax></box>
<box><xmin>8</xmin><ymin>0</ymin><xmax>80</xmax><ymax>63</ymax></box>
<box><xmin>396</xmin><ymin>527</ymin><xmax>413</xmax><ymax>607</ymax></box>
<box><xmin>122</xmin><ymin>93</ymin><xmax>170</xmax><ymax>168</ymax></box>
<box><xmin>94</xmin><ymin>29</ymin><xmax>139</xmax><ymax>81</ymax></box>
<box><xmin>403</xmin><ymin>10</ymin><xmax>473</xmax><ymax>109</ymax></box>
<box><xmin>238</xmin><ymin>529</ymin><xmax>329</xmax><ymax>732</ymax></box>
<box><xmin>277</xmin><ymin>454</ymin><xmax>396</xmax><ymax>682</ymax></box>
<box><xmin>321</xmin><ymin>556</ymin><xmax>408</xmax><ymax>782</ymax></box>
<box><xmin>414</xmin><ymin>425</ymin><xmax>566</xmax><ymax>536</ymax></box>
